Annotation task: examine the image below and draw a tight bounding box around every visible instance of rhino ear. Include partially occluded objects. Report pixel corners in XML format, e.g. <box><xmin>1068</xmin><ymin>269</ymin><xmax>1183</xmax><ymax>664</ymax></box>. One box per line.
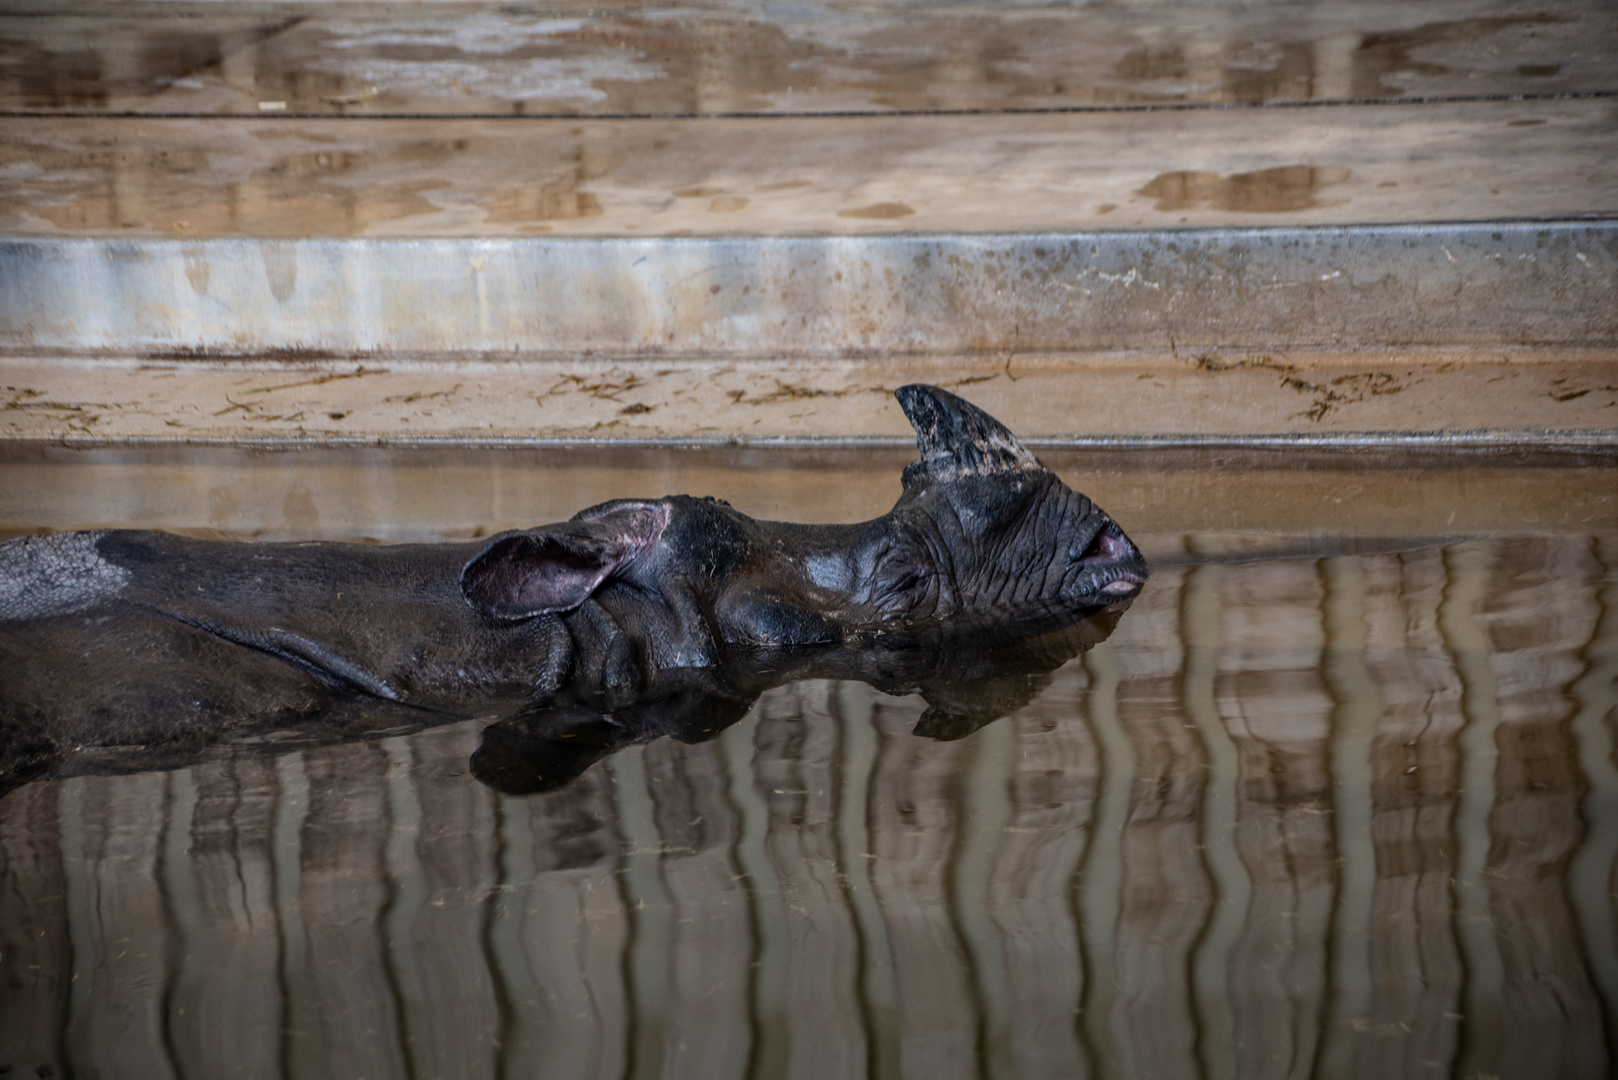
<box><xmin>461</xmin><ymin>503</ymin><xmax>669</xmax><ymax>620</ymax></box>
<box><xmin>895</xmin><ymin>384</ymin><xmax>1043</xmax><ymax>489</ymax></box>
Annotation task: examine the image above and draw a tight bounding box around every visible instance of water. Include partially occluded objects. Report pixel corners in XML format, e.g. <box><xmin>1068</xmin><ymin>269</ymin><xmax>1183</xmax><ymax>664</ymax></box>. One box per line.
<box><xmin>1</xmin><ymin>448</ymin><xmax>1616</xmax><ymax>1078</ymax></box>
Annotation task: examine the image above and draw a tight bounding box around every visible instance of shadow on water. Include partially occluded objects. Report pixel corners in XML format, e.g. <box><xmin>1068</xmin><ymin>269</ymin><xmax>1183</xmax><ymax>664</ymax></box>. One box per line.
<box><xmin>2</xmin><ymin>533</ymin><xmax>1616</xmax><ymax>1077</ymax></box>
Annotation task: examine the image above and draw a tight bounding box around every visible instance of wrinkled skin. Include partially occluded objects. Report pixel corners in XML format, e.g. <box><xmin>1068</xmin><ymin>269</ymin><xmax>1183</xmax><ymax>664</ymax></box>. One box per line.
<box><xmin>0</xmin><ymin>385</ymin><xmax>1147</xmax><ymax>796</ymax></box>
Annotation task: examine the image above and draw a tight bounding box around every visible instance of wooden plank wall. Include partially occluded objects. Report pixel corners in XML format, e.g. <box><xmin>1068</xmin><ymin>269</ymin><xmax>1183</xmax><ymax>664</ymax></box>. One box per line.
<box><xmin>2</xmin><ymin>533</ymin><xmax>1614</xmax><ymax>1078</ymax></box>
<box><xmin>1</xmin><ymin>0</ymin><xmax>1614</xmax><ymax>443</ymax></box>
<box><xmin>4</xmin><ymin>0</ymin><xmax>1612</xmax><ymax>242</ymax></box>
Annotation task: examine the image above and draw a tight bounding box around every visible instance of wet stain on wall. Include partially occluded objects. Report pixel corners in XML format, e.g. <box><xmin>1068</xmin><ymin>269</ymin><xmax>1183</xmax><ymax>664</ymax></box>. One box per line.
<box><xmin>484</xmin><ymin>183</ymin><xmax>604</xmax><ymax>224</ymax></box>
<box><xmin>0</xmin><ymin>19</ymin><xmax>301</xmax><ymax>110</ymax></box>
<box><xmin>837</xmin><ymin>202</ymin><xmax>915</xmax><ymax>220</ymax></box>
<box><xmin>1352</xmin><ymin>15</ymin><xmax>1567</xmax><ymax>97</ymax></box>
<box><xmin>1112</xmin><ymin>39</ymin><xmax>1321</xmax><ymax>105</ymax></box>
<box><xmin>1137</xmin><ymin>166</ymin><xmax>1352</xmax><ymax>213</ymax></box>
<box><xmin>258</xmin><ymin>241</ymin><xmax>298</xmax><ymax>303</ymax></box>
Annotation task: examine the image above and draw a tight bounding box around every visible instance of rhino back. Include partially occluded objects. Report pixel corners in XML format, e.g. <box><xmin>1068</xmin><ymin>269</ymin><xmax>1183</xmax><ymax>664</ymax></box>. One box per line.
<box><xmin>84</xmin><ymin>530</ymin><xmax>553</xmax><ymax>704</ymax></box>
<box><xmin>0</xmin><ymin>531</ymin><xmax>132</xmax><ymax>622</ymax></box>
<box><xmin>1</xmin><ymin>531</ymin><xmax>565</xmax><ymax>791</ymax></box>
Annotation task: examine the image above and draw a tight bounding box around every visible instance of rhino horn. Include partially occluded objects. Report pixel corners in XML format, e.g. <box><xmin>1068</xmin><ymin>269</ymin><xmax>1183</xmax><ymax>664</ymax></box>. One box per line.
<box><xmin>895</xmin><ymin>384</ymin><xmax>1044</xmax><ymax>488</ymax></box>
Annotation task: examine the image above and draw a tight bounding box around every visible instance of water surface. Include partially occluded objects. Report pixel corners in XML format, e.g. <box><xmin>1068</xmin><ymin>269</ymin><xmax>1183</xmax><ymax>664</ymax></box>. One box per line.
<box><xmin>1</xmin><ymin>448</ymin><xmax>1615</xmax><ymax>1079</ymax></box>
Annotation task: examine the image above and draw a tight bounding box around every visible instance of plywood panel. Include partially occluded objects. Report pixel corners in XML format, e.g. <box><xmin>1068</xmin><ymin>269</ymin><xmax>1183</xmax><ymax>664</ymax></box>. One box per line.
<box><xmin>2</xmin><ymin>2</ymin><xmax>1612</xmax><ymax>116</ymax></box>
<box><xmin>4</xmin><ymin>100</ymin><xmax>1611</xmax><ymax>237</ymax></box>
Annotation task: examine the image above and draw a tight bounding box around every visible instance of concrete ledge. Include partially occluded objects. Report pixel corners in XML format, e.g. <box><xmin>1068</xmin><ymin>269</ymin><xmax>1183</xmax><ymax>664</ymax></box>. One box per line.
<box><xmin>4</xmin><ymin>223</ymin><xmax>1616</xmax><ymax>356</ymax></box>
<box><xmin>3</xmin><ymin>347</ymin><xmax>1614</xmax><ymax>445</ymax></box>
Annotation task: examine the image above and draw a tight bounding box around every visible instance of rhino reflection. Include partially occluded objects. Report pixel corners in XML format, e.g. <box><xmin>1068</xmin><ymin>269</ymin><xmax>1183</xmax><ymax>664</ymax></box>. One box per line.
<box><xmin>474</xmin><ymin>605</ymin><xmax>1123</xmax><ymax>794</ymax></box>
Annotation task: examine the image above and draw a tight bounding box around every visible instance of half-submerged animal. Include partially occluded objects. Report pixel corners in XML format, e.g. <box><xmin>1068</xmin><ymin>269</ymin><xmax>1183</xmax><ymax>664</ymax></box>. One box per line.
<box><xmin>0</xmin><ymin>385</ymin><xmax>1147</xmax><ymax>795</ymax></box>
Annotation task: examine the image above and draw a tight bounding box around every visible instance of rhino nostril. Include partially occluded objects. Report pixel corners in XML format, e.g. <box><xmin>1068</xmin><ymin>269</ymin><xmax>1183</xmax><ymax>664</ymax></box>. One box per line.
<box><xmin>1078</xmin><ymin>525</ymin><xmax>1130</xmax><ymax>564</ymax></box>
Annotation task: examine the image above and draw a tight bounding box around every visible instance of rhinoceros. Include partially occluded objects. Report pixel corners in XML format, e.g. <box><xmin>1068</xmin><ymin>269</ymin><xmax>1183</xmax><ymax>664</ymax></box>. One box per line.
<box><xmin>0</xmin><ymin>384</ymin><xmax>1146</xmax><ymax>795</ymax></box>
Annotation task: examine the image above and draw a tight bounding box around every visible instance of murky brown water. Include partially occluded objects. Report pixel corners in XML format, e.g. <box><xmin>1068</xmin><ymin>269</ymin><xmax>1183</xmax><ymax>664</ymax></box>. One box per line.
<box><xmin>2</xmin><ymin>450</ymin><xmax>1616</xmax><ymax>1078</ymax></box>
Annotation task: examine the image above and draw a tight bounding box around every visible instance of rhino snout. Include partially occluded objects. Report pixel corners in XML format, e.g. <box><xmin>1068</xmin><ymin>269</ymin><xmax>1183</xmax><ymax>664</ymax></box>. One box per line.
<box><xmin>1069</xmin><ymin>521</ymin><xmax>1149</xmax><ymax>602</ymax></box>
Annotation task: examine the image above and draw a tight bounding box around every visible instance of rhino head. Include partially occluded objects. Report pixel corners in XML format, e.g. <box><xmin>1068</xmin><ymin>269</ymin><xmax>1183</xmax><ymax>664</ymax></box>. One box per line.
<box><xmin>461</xmin><ymin>384</ymin><xmax>1148</xmax><ymax>682</ymax></box>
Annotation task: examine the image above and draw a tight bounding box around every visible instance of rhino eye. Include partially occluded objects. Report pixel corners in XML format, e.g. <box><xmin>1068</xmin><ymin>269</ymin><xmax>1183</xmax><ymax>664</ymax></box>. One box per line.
<box><xmin>891</xmin><ymin>568</ymin><xmax>928</xmax><ymax>593</ymax></box>
<box><xmin>875</xmin><ymin>556</ymin><xmax>934</xmax><ymax>612</ymax></box>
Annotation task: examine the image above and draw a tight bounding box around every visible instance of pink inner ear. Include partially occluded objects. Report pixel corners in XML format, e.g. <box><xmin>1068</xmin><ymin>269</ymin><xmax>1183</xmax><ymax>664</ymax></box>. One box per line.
<box><xmin>462</xmin><ymin>503</ymin><xmax>670</xmax><ymax>619</ymax></box>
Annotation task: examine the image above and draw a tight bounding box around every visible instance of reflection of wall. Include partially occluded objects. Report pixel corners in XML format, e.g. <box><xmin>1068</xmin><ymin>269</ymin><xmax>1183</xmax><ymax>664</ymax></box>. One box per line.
<box><xmin>1</xmin><ymin>536</ymin><xmax>1614</xmax><ymax>1078</ymax></box>
<box><xmin>0</xmin><ymin>784</ymin><xmax>70</xmax><ymax>1077</ymax></box>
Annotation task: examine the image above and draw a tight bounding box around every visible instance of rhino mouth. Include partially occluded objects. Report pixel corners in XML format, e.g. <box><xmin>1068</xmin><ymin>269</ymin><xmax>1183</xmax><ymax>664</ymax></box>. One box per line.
<box><xmin>1072</xmin><ymin>520</ymin><xmax>1149</xmax><ymax>601</ymax></box>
